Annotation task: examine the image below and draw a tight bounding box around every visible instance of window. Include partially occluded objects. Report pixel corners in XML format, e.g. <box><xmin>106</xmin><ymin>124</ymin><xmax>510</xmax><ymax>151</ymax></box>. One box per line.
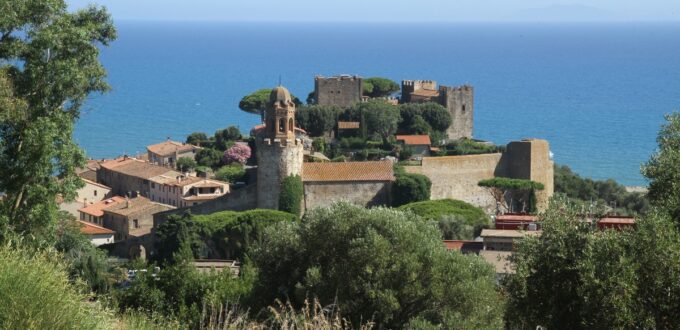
<box><xmin>279</xmin><ymin>118</ymin><xmax>285</xmax><ymax>133</ymax></box>
<box><xmin>133</xmin><ymin>219</ymin><xmax>139</xmax><ymax>229</ymax></box>
<box><xmin>94</xmin><ymin>190</ymin><xmax>97</xmax><ymax>197</ymax></box>
<box><xmin>462</xmin><ymin>104</ymin><xmax>466</xmax><ymax>113</ymax></box>
<box><xmin>151</xmin><ymin>182</ymin><xmax>155</xmax><ymax>189</ymax></box>
<box><xmin>289</xmin><ymin>118</ymin><xmax>294</xmax><ymax>132</ymax></box>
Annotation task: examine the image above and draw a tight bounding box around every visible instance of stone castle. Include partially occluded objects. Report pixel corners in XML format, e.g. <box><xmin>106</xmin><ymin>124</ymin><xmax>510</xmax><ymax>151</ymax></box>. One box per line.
<box><xmin>314</xmin><ymin>75</ymin><xmax>473</xmax><ymax>139</ymax></box>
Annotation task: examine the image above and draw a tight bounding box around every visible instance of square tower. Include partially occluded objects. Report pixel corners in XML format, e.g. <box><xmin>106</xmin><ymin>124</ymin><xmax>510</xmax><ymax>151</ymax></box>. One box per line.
<box><xmin>314</xmin><ymin>75</ymin><xmax>363</xmax><ymax>108</ymax></box>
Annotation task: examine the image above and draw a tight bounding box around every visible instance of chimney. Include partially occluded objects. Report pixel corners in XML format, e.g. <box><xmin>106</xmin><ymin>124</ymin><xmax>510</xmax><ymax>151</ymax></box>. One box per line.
<box><xmin>83</xmin><ymin>198</ymin><xmax>88</xmax><ymax>207</ymax></box>
<box><xmin>125</xmin><ymin>196</ymin><xmax>130</xmax><ymax>209</ymax></box>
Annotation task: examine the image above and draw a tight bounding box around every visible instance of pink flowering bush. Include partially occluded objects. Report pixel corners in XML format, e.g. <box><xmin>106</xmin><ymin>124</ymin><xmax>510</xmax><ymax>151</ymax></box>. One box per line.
<box><xmin>223</xmin><ymin>144</ymin><xmax>251</xmax><ymax>165</ymax></box>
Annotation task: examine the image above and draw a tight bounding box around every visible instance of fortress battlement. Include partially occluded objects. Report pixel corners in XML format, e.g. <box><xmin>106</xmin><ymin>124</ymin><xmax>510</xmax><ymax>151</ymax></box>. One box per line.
<box><xmin>260</xmin><ymin>138</ymin><xmax>303</xmax><ymax>147</ymax></box>
<box><xmin>439</xmin><ymin>84</ymin><xmax>473</xmax><ymax>92</ymax></box>
<box><xmin>315</xmin><ymin>75</ymin><xmax>361</xmax><ymax>82</ymax></box>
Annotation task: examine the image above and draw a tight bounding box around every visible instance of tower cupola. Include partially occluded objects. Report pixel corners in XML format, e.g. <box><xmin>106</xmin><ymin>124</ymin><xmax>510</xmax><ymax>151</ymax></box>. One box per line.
<box><xmin>265</xmin><ymin>86</ymin><xmax>296</xmax><ymax>140</ymax></box>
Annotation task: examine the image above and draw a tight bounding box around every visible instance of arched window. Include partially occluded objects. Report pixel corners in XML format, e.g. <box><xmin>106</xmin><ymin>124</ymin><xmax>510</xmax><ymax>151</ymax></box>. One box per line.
<box><xmin>288</xmin><ymin>118</ymin><xmax>294</xmax><ymax>132</ymax></box>
<box><xmin>279</xmin><ymin>118</ymin><xmax>285</xmax><ymax>133</ymax></box>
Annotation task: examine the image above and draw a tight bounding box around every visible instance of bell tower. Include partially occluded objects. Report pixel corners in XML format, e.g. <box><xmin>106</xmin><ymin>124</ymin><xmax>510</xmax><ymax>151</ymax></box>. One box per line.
<box><xmin>255</xmin><ymin>86</ymin><xmax>304</xmax><ymax>210</ymax></box>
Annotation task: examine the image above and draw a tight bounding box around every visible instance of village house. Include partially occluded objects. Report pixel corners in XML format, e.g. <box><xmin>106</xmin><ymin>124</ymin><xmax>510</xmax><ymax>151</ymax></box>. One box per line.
<box><xmin>78</xmin><ymin>196</ymin><xmax>127</xmax><ymax>226</ymax></box>
<box><xmin>78</xmin><ymin>220</ymin><xmax>115</xmax><ymax>246</ymax></box>
<box><xmin>396</xmin><ymin>135</ymin><xmax>432</xmax><ymax>156</ymax></box>
<box><xmin>480</xmin><ymin>229</ymin><xmax>541</xmax><ymax>252</ymax></box>
<box><xmin>102</xmin><ymin>196</ymin><xmax>175</xmax><ymax>241</ymax></box>
<box><xmin>147</xmin><ymin>140</ymin><xmax>201</xmax><ymax>167</ymax></box>
<box><xmin>148</xmin><ymin>174</ymin><xmax>229</xmax><ymax>208</ymax></box>
<box><xmin>97</xmin><ymin>157</ymin><xmax>229</xmax><ymax>207</ymax></box>
<box><xmin>59</xmin><ymin>178</ymin><xmax>113</xmax><ymax>217</ymax></box>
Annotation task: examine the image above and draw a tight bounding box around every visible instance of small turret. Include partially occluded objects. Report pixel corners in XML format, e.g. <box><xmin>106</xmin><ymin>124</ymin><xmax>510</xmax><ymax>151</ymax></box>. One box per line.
<box><xmin>264</xmin><ymin>86</ymin><xmax>296</xmax><ymax>141</ymax></box>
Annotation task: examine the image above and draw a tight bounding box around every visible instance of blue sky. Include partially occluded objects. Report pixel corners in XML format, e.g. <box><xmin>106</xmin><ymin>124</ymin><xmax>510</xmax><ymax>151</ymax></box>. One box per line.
<box><xmin>67</xmin><ymin>0</ymin><xmax>680</xmax><ymax>22</ymax></box>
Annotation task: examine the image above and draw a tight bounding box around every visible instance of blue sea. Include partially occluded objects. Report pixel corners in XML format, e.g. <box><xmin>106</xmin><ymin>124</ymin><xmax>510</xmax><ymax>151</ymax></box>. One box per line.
<box><xmin>74</xmin><ymin>21</ymin><xmax>680</xmax><ymax>186</ymax></box>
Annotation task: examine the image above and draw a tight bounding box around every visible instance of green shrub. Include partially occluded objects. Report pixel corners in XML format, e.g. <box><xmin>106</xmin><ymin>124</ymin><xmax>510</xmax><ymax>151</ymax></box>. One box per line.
<box><xmin>339</xmin><ymin>137</ymin><xmax>366</xmax><ymax>149</ymax></box>
<box><xmin>331</xmin><ymin>155</ymin><xmax>346</xmax><ymax>162</ymax></box>
<box><xmin>445</xmin><ymin>139</ymin><xmax>504</xmax><ymax>156</ymax></box>
<box><xmin>279</xmin><ymin>175</ymin><xmax>303</xmax><ymax>216</ymax></box>
<box><xmin>214</xmin><ymin>164</ymin><xmax>246</xmax><ymax>183</ymax></box>
<box><xmin>392</xmin><ymin>173</ymin><xmax>432</xmax><ymax>207</ymax></box>
<box><xmin>399</xmin><ymin>199</ymin><xmax>491</xmax><ymax>239</ymax></box>
<box><xmin>0</xmin><ymin>245</ymin><xmax>114</xmax><ymax>329</ymax></box>
<box><xmin>249</xmin><ymin>202</ymin><xmax>503</xmax><ymax>328</ymax></box>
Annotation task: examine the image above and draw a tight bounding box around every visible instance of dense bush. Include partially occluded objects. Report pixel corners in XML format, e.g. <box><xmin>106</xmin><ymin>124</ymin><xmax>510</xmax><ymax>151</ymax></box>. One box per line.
<box><xmin>392</xmin><ymin>173</ymin><xmax>432</xmax><ymax>207</ymax></box>
<box><xmin>504</xmin><ymin>200</ymin><xmax>680</xmax><ymax>329</ymax></box>
<box><xmin>0</xmin><ymin>245</ymin><xmax>114</xmax><ymax>329</ymax></box>
<box><xmin>176</xmin><ymin>157</ymin><xmax>197</xmax><ymax>172</ymax></box>
<box><xmin>195</xmin><ymin>148</ymin><xmax>223</xmax><ymax>169</ymax></box>
<box><xmin>155</xmin><ymin>209</ymin><xmax>297</xmax><ymax>262</ymax></box>
<box><xmin>445</xmin><ymin>138</ymin><xmax>504</xmax><ymax>155</ymax></box>
<box><xmin>185</xmin><ymin>132</ymin><xmax>208</xmax><ymax>146</ymax></box>
<box><xmin>398</xmin><ymin>103</ymin><xmax>451</xmax><ymax>135</ymax></box>
<box><xmin>556</xmin><ymin>164</ymin><xmax>649</xmax><ymax>215</ymax></box>
<box><xmin>214</xmin><ymin>164</ymin><xmax>246</xmax><ymax>183</ymax></box>
<box><xmin>295</xmin><ymin>105</ymin><xmax>342</xmax><ymax>137</ymax></box>
<box><xmin>362</xmin><ymin>77</ymin><xmax>400</xmax><ymax>98</ymax></box>
<box><xmin>339</xmin><ymin>136</ymin><xmax>367</xmax><ymax>149</ymax></box>
<box><xmin>279</xmin><ymin>175</ymin><xmax>303</xmax><ymax>216</ymax></box>
<box><xmin>399</xmin><ymin>199</ymin><xmax>490</xmax><ymax>239</ymax></box>
<box><xmin>249</xmin><ymin>202</ymin><xmax>504</xmax><ymax>329</ymax></box>
<box><xmin>479</xmin><ymin>177</ymin><xmax>544</xmax><ymax>213</ymax></box>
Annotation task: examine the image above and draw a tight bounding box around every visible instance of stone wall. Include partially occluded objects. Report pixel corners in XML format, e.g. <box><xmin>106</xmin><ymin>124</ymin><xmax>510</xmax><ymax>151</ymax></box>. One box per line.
<box><xmin>404</xmin><ymin>139</ymin><xmax>554</xmax><ymax>212</ymax></box>
<box><xmin>405</xmin><ymin>153</ymin><xmax>504</xmax><ymax>212</ymax></box>
<box><xmin>401</xmin><ymin>80</ymin><xmax>437</xmax><ymax>103</ymax></box>
<box><xmin>439</xmin><ymin>85</ymin><xmax>474</xmax><ymax>139</ymax></box>
<box><xmin>303</xmin><ymin>181</ymin><xmax>391</xmax><ymax>211</ymax></box>
<box><xmin>256</xmin><ymin>138</ymin><xmax>304</xmax><ymax>210</ymax></box>
<box><xmin>314</xmin><ymin>75</ymin><xmax>363</xmax><ymax>108</ymax></box>
<box><xmin>97</xmin><ymin>167</ymin><xmax>147</xmax><ymax>198</ymax></box>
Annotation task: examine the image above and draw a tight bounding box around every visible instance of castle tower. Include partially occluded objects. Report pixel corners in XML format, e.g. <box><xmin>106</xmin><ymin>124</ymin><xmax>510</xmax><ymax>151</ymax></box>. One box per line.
<box><xmin>314</xmin><ymin>75</ymin><xmax>363</xmax><ymax>108</ymax></box>
<box><xmin>439</xmin><ymin>85</ymin><xmax>474</xmax><ymax>140</ymax></box>
<box><xmin>503</xmin><ymin>139</ymin><xmax>554</xmax><ymax>211</ymax></box>
<box><xmin>256</xmin><ymin>86</ymin><xmax>304</xmax><ymax>210</ymax></box>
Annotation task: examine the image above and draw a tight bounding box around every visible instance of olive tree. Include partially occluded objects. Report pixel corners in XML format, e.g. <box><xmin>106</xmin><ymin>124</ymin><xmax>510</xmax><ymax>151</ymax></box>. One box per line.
<box><xmin>249</xmin><ymin>202</ymin><xmax>503</xmax><ymax>329</ymax></box>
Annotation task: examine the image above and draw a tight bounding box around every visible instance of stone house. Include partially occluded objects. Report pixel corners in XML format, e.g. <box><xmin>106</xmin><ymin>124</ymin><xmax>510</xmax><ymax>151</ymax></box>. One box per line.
<box><xmin>98</xmin><ymin>157</ymin><xmax>170</xmax><ymax>197</ymax></box>
<box><xmin>302</xmin><ymin>161</ymin><xmax>394</xmax><ymax>210</ymax></box>
<box><xmin>102</xmin><ymin>196</ymin><xmax>175</xmax><ymax>241</ymax></box>
<box><xmin>78</xmin><ymin>220</ymin><xmax>115</xmax><ymax>246</ymax></box>
<box><xmin>59</xmin><ymin>178</ymin><xmax>113</xmax><ymax>217</ymax></box>
<box><xmin>147</xmin><ymin>140</ymin><xmax>201</xmax><ymax>167</ymax></box>
<box><xmin>396</xmin><ymin>135</ymin><xmax>432</xmax><ymax>156</ymax></box>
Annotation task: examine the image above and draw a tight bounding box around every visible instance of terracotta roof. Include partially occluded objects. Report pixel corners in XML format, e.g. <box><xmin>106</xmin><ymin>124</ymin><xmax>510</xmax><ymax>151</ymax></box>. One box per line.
<box><xmin>302</xmin><ymin>161</ymin><xmax>394</xmax><ymax>182</ymax></box>
<box><xmin>396</xmin><ymin>135</ymin><xmax>431</xmax><ymax>146</ymax></box>
<box><xmin>481</xmin><ymin>229</ymin><xmax>541</xmax><ymax>239</ymax></box>
<box><xmin>103</xmin><ymin>196</ymin><xmax>174</xmax><ymax>216</ymax></box>
<box><xmin>147</xmin><ymin>140</ymin><xmax>198</xmax><ymax>157</ymax></box>
<box><xmin>496</xmin><ymin>214</ymin><xmax>538</xmax><ymax>222</ymax></box>
<box><xmin>78</xmin><ymin>220</ymin><xmax>115</xmax><ymax>235</ymax></box>
<box><xmin>338</xmin><ymin>121</ymin><xmax>360</xmax><ymax>129</ymax></box>
<box><xmin>191</xmin><ymin>180</ymin><xmax>227</xmax><ymax>188</ymax></box>
<box><xmin>78</xmin><ymin>196</ymin><xmax>127</xmax><ymax>217</ymax></box>
<box><xmin>599</xmin><ymin>216</ymin><xmax>636</xmax><ymax>225</ymax></box>
<box><xmin>101</xmin><ymin>158</ymin><xmax>174</xmax><ymax>180</ymax></box>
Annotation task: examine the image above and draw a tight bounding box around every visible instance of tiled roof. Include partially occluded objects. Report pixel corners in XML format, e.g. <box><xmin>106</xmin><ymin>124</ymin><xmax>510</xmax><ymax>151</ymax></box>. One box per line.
<box><xmin>396</xmin><ymin>135</ymin><xmax>431</xmax><ymax>146</ymax></box>
<box><xmin>599</xmin><ymin>216</ymin><xmax>636</xmax><ymax>225</ymax></box>
<box><xmin>81</xmin><ymin>178</ymin><xmax>111</xmax><ymax>190</ymax></box>
<box><xmin>338</xmin><ymin>121</ymin><xmax>360</xmax><ymax>129</ymax></box>
<box><xmin>481</xmin><ymin>229</ymin><xmax>541</xmax><ymax>239</ymax></box>
<box><xmin>103</xmin><ymin>196</ymin><xmax>174</xmax><ymax>216</ymax></box>
<box><xmin>78</xmin><ymin>196</ymin><xmax>127</xmax><ymax>217</ymax></box>
<box><xmin>101</xmin><ymin>158</ymin><xmax>174</xmax><ymax>180</ymax></box>
<box><xmin>78</xmin><ymin>220</ymin><xmax>115</xmax><ymax>235</ymax></box>
<box><xmin>302</xmin><ymin>161</ymin><xmax>394</xmax><ymax>182</ymax></box>
<box><xmin>147</xmin><ymin>140</ymin><xmax>198</xmax><ymax>157</ymax></box>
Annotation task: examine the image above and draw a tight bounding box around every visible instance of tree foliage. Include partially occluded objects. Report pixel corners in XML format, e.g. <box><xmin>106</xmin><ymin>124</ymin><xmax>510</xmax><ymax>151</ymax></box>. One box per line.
<box><xmin>478</xmin><ymin>177</ymin><xmax>544</xmax><ymax>213</ymax></box>
<box><xmin>0</xmin><ymin>1</ymin><xmax>116</xmax><ymax>245</ymax></box>
<box><xmin>239</xmin><ymin>89</ymin><xmax>301</xmax><ymax>118</ymax></box>
<box><xmin>362</xmin><ymin>77</ymin><xmax>399</xmax><ymax>98</ymax></box>
<box><xmin>222</xmin><ymin>143</ymin><xmax>251</xmax><ymax>165</ymax></box>
<box><xmin>279</xmin><ymin>175</ymin><xmax>303</xmax><ymax>216</ymax></box>
<box><xmin>175</xmin><ymin>157</ymin><xmax>197</xmax><ymax>173</ymax></box>
<box><xmin>185</xmin><ymin>132</ymin><xmax>208</xmax><ymax>146</ymax></box>
<box><xmin>195</xmin><ymin>148</ymin><xmax>223</xmax><ymax>169</ymax></box>
<box><xmin>391</xmin><ymin>173</ymin><xmax>432</xmax><ymax>207</ymax></box>
<box><xmin>556</xmin><ymin>164</ymin><xmax>649</xmax><ymax>215</ymax></box>
<box><xmin>355</xmin><ymin>100</ymin><xmax>401</xmax><ymax>143</ymax></box>
<box><xmin>504</xmin><ymin>200</ymin><xmax>680</xmax><ymax>329</ymax></box>
<box><xmin>214</xmin><ymin>125</ymin><xmax>241</xmax><ymax>151</ymax></box>
<box><xmin>295</xmin><ymin>104</ymin><xmax>341</xmax><ymax>137</ymax></box>
<box><xmin>214</xmin><ymin>164</ymin><xmax>246</xmax><ymax>183</ymax></box>
<box><xmin>643</xmin><ymin>112</ymin><xmax>680</xmax><ymax>223</ymax></box>
<box><xmin>249</xmin><ymin>202</ymin><xmax>504</xmax><ymax>329</ymax></box>
<box><xmin>399</xmin><ymin>199</ymin><xmax>490</xmax><ymax>239</ymax></box>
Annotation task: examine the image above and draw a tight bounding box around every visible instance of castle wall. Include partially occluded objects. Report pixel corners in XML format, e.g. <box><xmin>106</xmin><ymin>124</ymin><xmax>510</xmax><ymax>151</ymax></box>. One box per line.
<box><xmin>315</xmin><ymin>76</ymin><xmax>363</xmax><ymax>108</ymax></box>
<box><xmin>405</xmin><ymin>153</ymin><xmax>504</xmax><ymax>212</ymax></box>
<box><xmin>303</xmin><ymin>181</ymin><xmax>391</xmax><ymax>211</ymax></box>
<box><xmin>439</xmin><ymin>85</ymin><xmax>474</xmax><ymax>139</ymax></box>
<box><xmin>256</xmin><ymin>138</ymin><xmax>304</xmax><ymax>210</ymax></box>
<box><xmin>404</xmin><ymin>139</ymin><xmax>554</xmax><ymax>213</ymax></box>
<box><xmin>401</xmin><ymin>80</ymin><xmax>437</xmax><ymax>103</ymax></box>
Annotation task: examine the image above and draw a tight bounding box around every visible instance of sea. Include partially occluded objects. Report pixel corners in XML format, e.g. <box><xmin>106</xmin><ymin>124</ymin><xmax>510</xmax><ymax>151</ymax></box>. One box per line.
<box><xmin>74</xmin><ymin>21</ymin><xmax>680</xmax><ymax>186</ymax></box>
